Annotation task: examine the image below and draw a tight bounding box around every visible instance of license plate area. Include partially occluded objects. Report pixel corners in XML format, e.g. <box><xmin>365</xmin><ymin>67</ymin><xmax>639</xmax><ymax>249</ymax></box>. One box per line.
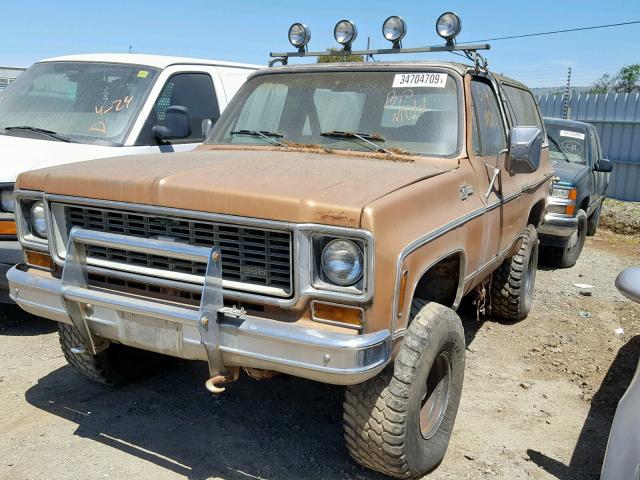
<box><xmin>118</xmin><ymin>311</ymin><xmax>182</xmax><ymax>354</ymax></box>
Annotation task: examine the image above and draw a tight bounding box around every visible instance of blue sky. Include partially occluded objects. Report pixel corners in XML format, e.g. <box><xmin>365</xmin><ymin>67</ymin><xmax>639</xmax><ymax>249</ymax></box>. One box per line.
<box><xmin>2</xmin><ymin>0</ymin><xmax>639</xmax><ymax>88</ymax></box>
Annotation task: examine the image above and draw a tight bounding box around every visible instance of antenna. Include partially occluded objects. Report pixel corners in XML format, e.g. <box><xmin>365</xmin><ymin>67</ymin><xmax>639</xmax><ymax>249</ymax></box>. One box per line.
<box><xmin>562</xmin><ymin>67</ymin><xmax>572</xmax><ymax>119</ymax></box>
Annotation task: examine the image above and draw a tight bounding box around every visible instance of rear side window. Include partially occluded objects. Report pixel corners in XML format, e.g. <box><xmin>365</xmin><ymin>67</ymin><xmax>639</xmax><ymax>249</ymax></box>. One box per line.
<box><xmin>470</xmin><ymin>79</ymin><xmax>506</xmax><ymax>157</ymax></box>
<box><xmin>138</xmin><ymin>72</ymin><xmax>220</xmax><ymax>145</ymax></box>
<box><xmin>502</xmin><ymin>85</ymin><xmax>543</xmax><ymax>128</ymax></box>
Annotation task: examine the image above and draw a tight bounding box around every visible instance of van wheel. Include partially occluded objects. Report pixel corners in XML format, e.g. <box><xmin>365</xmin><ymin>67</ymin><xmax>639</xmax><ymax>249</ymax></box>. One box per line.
<box><xmin>343</xmin><ymin>300</ymin><xmax>465</xmax><ymax>479</ymax></box>
<box><xmin>541</xmin><ymin>210</ymin><xmax>587</xmax><ymax>269</ymax></box>
<box><xmin>491</xmin><ymin>224</ymin><xmax>539</xmax><ymax>321</ymax></box>
<box><xmin>586</xmin><ymin>203</ymin><xmax>602</xmax><ymax>236</ymax></box>
<box><xmin>58</xmin><ymin>323</ymin><xmax>166</xmax><ymax>386</ymax></box>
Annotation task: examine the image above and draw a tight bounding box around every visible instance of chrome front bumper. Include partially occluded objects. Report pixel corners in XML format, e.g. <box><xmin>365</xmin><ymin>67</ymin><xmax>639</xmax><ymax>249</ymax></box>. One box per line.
<box><xmin>7</xmin><ymin>228</ymin><xmax>390</xmax><ymax>386</ymax></box>
<box><xmin>538</xmin><ymin>213</ymin><xmax>579</xmax><ymax>247</ymax></box>
<box><xmin>0</xmin><ymin>240</ymin><xmax>23</xmax><ymax>302</ymax></box>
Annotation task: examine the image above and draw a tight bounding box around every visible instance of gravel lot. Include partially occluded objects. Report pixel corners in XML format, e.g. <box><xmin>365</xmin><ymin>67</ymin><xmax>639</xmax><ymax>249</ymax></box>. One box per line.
<box><xmin>1</xmin><ymin>230</ymin><xmax>639</xmax><ymax>480</ymax></box>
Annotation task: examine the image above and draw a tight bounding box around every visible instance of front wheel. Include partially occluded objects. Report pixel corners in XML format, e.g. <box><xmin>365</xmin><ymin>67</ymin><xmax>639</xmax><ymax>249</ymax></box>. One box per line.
<box><xmin>343</xmin><ymin>300</ymin><xmax>465</xmax><ymax>479</ymax></box>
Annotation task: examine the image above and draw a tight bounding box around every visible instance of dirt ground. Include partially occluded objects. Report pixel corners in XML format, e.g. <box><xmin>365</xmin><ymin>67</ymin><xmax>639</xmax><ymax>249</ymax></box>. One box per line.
<box><xmin>1</xmin><ymin>230</ymin><xmax>639</xmax><ymax>480</ymax></box>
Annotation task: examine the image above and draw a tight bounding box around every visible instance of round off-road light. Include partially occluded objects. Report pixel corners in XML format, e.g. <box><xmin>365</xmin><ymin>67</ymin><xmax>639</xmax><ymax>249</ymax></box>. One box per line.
<box><xmin>436</xmin><ymin>12</ymin><xmax>462</xmax><ymax>43</ymax></box>
<box><xmin>382</xmin><ymin>16</ymin><xmax>407</xmax><ymax>44</ymax></box>
<box><xmin>30</xmin><ymin>201</ymin><xmax>47</xmax><ymax>238</ymax></box>
<box><xmin>321</xmin><ymin>239</ymin><xmax>364</xmax><ymax>286</ymax></box>
<box><xmin>288</xmin><ymin>23</ymin><xmax>311</xmax><ymax>49</ymax></box>
<box><xmin>334</xmin><ymin>20</ymin><xmax>357</xmax><ymax>46</ymax></box>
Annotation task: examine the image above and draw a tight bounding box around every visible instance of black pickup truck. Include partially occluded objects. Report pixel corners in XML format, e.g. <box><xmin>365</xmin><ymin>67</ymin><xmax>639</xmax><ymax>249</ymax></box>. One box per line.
<box><xmin>538</xmin><ymin>117</ymin><xmax>613</xmax><ymax>267</ymax></box>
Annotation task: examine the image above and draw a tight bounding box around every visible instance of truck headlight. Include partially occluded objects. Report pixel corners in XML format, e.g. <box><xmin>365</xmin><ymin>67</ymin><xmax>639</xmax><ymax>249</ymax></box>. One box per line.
<box><xmin>30</xmin><ymin>201</ymin><xmax>48</xmax><ymax>238</ymax></box>
<box><xmin>552</xmin><ymin>186</ymin><xmax>577</xmax><ymax>200</ymax></box>
<box><xmin>321</xmin><ymin>239</ymin><xmax>364</xmax><ymax>286</ymax></box>
<box><xmin>1</xmin><ymin>189</ymin><xmax>14</xmax><ymax>213</ymax></box>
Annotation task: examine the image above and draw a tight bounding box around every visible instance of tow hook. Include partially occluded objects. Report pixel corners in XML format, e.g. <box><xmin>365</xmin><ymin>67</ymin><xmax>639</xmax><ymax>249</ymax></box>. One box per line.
<box><xmin>205</xmin><ymin>367</ymin><xmax>240</xmax><ymax>394</ymax></box>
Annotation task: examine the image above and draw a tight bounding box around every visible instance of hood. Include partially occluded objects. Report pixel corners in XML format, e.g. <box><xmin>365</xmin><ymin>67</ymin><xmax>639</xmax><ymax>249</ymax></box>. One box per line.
<box><xmin>17</xmin><ymin>148</ymin><xmax>449</xmax><ymax>228</ymax></box>
<box><xmin>551</xmin><ymin>160</ymin><xmax>589</xmax><ymax>185</ymax></box>
<box><xmin>0</xmin><ymin>134</ymin><xmax>130</xmax><ymax>183</ymax></box>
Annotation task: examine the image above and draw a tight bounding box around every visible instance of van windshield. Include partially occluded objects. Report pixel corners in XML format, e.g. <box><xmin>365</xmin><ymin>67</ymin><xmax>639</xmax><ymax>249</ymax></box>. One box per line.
<box><xmin>207</xmin><ymin>70</ymin><xmax>461</xmax><ymax>157</ymax></box>
<box><xmin>0</xmin><ymin>61</ymin><xmax>159</xmax><ymax>146</ymax></box>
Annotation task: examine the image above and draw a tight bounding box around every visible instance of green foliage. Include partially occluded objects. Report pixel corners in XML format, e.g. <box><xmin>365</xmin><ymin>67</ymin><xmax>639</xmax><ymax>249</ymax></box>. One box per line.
<box><xmin>590</xmin><ymin>64</ymin><xmax>640</xmax><ymax>94</ymax></box>
<box><xmin>317</xmin><ymin>49</ymin><xmax>365</xmax><ymax>63</ymax></box>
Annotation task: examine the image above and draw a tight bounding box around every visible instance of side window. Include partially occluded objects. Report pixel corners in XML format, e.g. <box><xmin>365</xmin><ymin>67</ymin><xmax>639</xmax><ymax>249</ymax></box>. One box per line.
<box><xmin>470</xmin><ymin>79</ymin><xmax>506</xmax><ymax>157</ymax></box>
<box><xmin>588</xmin><ymin>128</ymin><xmax>600</xmax><ymax>164</ymax></box>
<box><xmin>147</xmin><ymin>73</ymin><xmax>220</xmax><ymax>144</ymax></box>
<box><xmin>502</xmin><ymin>85</ymin><xmax>543</xmax><ymax>129</ymax></box>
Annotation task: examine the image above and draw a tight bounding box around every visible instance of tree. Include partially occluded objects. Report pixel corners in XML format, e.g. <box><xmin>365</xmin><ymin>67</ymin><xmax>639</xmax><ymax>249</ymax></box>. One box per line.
<box><xmin>317</xmin><ymin>49</ymin><xmax>364</xmax><ymax>63</ymax></box>
<box><xmin>590</xmin><ymin>64</ymin><xmax>640</xmax><ymax>94</ymax></box>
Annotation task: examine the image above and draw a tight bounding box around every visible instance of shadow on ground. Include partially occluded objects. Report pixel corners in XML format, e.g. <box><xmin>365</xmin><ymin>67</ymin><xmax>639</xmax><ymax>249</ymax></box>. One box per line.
<box><xmin>25</xmin><ymin>361</ymin><xmax>387</xmax><ymax>480</ymax></box>
<box><xmin>0</xmin><ymin>304</ymin><xmax>57</xmax><ymax>336</ymax></box>
<box><xmin>527</xmin><ymin>335</ymin><xmax>640</xmax><ymax>480</ymax></box>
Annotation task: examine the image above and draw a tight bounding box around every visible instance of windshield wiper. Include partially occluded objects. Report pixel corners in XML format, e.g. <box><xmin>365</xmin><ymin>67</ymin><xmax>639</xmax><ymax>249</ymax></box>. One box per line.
<box><xmin>230</xmin><ymin>129</ymin><xmax>287</xmax><ymax>147</ymax></box>
<box><xmin>3</xmin><ymin>126</ymin><xmax>75</xmax><ymax>143</ymax></box>
<box><xmin>320</xmin><ymin>130</ymin><xmax>393</xmax><ymax>154</ymax></box>
<box><xmin>547</xmin><ymin>135</ymin><xmax>571</xmax><ymax>163</ymax></box>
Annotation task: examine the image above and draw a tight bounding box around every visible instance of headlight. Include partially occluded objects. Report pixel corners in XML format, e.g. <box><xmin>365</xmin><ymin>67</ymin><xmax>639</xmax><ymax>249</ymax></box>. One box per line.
<box><xmin>1</xmin><ymin>189</ymin><xmax>14</xmax><ymax>213</ymax></box>
<box><xmin>552</xmin><ymin>186</ymin><xmax>576</xmax><ymax>200</ymax></box>
<box><xmin>30</xmin><ymin>201</ymin><xmax>48</xmax><ymax>238</ymax></box>
<box><xmin>334</xmin><ymin>20</ymin><xmax>357</xmax><ymax>46</ymax></box>
<box><xmin>436</xmin><ymin>12</ymin><xmax>462</xmax><ymax>43</ymax></box>
<box><xmin>288</xmin><ymin>23</ymin><xmax>311</xmax><ymax>50</ymax></box>
<box><xmin>321</xmin><ymin>239</ymin><xmax>364</xmax><ymax>286</ymax></box>
<box><xmin>382</xmin><ymin>16</ymin><xmax>407</xmax><ymax>45</ymax></box>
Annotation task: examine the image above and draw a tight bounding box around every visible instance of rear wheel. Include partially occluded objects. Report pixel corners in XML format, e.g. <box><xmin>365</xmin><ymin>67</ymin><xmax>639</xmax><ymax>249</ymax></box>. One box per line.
<box><xmin>491</xmin><ymin>224</ymin><xmax>539</xmax><ymax>321</ymax></box>
<box><xmin>586</xmin><ymin>202</ymin><xmax>602</xmax><ymax>236</ymax></box>
<box><xmin>58</xmin><ymin>323</ymin><xmax>167</xmax><ymax>385</ymax></box>
<box><xmin>343</xmin><ymin>300</ymin><xmax>465</xmax><ymax>478</ymax></box>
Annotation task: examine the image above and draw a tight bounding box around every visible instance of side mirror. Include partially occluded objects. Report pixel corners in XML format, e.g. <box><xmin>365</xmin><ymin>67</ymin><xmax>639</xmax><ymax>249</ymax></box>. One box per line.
<box><xmin>201</xmin><ymin>118</ymin><xmax>214</xmax><ymax>139</ymax></box>
<box><xmin>506</xmin><ymin>126</ymin><xmax>544</xmax><ymax>175</ymax></box>
<box><xmin>615</xmin><ymin>267</ymin><xmax>640</xmax><ymax>304</ymax></box>
<box><xmin>152</xmin><ymin>106</ymin><xmax>192</xmax><ymax>141</ymax></box>
<box><xmin>595</xmin><ymin>158</ymin><xmax>613</xmax><ymax>173</ymax></box>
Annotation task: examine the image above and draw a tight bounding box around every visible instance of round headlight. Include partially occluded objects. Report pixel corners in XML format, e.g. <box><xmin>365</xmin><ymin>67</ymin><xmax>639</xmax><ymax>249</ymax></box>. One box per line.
<box><xmin>334</xmin><ymin>20</ymin><xmax>357</xmax><ymax>46</ymax></box>
<box><xmin>382</xmin><ymin>16</ymin><xmax>407</xmax><ymax>44</ymax></box>
<box><xmin>321</xmin><ymin>239</ymin><xmax>364</xmax><ymax>286</ymax></box>
<box><xmin>288</xmin><ymin>23</ymin><xmax>311</xmax><ymax>49</ymax></box>
<box><xmin>30</xmin><ymin>201</ymin><xmax>47</xmax><ymax>238</ymax></box>
<box><xmin>436</xmin><ymin>12</ymin><xmax>462</xmax><ymax>43</ymax></box>
<box><xmin>0</xmin><ymin>189</ymin><xmax>14</xmax><ymax>213</ymax></box>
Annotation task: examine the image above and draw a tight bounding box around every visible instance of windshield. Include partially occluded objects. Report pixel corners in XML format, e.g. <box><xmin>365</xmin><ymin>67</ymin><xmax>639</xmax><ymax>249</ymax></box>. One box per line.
<box><xmin>546</xmin><ymin>124</ymin><xmax>587</xmax><ymax>164</ymax></box>
<box><xmin>0</xmin><ymin>61</ymin><xmax>159</xmax><ymax>145</ymax></box>
<box><xmin>207</xmin><ymin>71</ymin><xmax>461</xmax><ymax>157</ymax></box>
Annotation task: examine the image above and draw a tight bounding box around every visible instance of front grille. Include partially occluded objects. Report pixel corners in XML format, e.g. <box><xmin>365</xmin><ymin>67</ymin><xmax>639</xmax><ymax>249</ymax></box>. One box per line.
<box><xmin>62</xmin><ymin>205</ymin><xmax>293</xmax><ymax>297</ymax></box>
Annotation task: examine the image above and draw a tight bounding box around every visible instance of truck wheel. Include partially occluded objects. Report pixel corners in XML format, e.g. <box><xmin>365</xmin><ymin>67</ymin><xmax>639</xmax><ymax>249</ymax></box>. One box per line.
<box><xmin>343</xmin><ymin>300</ymin><xmax>465</xmax><ymax>479</ymax></box>
<box><xmin>58</xmin><ymin>323</ymin><xmax>165</xmax><ymax>386</ymax></box>
<box><xmin>541</xmin><ymin>210</ymin><xmax>587</xmax><ymax>269</ymax></box>
<box><xmin>586</xmin><ymin>202</ymin><xmax>602</xmax><ymax>236</ymax></box>
<box><xmin>491</xmin><ymin>224</ymin><xmax>539</xmax><ymax>321</ymax></box>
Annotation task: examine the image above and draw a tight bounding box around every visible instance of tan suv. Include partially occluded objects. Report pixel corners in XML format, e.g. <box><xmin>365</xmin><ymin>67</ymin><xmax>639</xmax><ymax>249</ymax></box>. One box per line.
<box><xmin>8</xmin><ymin>14</ymin><xmax>553</xmax><ymax>479</ymax></box>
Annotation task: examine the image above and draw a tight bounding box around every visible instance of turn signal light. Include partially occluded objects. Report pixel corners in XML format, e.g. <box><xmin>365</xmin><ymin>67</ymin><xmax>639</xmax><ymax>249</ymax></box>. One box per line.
<box><xmin>565</xmin><ymin>204</ymin><xmax>576</xmax><ymax>216</ymax></box>
<box><xmin>397</xmin><ymin>270</ymin><xmax>409</xmax><ymax>318</ymax></box>
<box><xmin>567</xmin><ymin>188</ymin><xmax>577</xmax><ymax>200</ymax></box>
<box><xmin>312</xmin><ymin>301</ymin><xmax>364</xmax><ymax>330</ymax></box>
<box><xmin>25</xmin><ymin>250</ymin><xmax>54</xmax><ymax>270</ymax></box>
<box><xmin>0</xmin><ymin>221</ymin><xmax>17</xmax><ymax>235</ymax></box>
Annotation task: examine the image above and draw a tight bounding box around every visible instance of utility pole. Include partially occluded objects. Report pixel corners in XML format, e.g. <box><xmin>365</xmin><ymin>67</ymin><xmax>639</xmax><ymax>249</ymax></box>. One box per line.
<box><xmin>562</xmin><ymin>67</ymin><xmax>572</xmax><ymax>119</ymax></box>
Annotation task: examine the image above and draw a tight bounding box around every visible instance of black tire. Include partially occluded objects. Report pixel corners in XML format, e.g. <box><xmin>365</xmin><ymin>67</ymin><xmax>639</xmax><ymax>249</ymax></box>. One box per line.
<box><xmin>343</xmin><ymin>300</ymin><xmax>465</xmax><ymax>479</ymax></box>
<box><xmin>58</xmin><ymin>323</ymin><xmax>166</xmax><ymax>386</ymax></box>
<box><xmin>586</xmin><ymin>202</ymin><xmax>602</xmax><ymax>236</ymax></box>
<box><xmin>491</xmin><ymin>224</ymin><xmax>539</xmax><ymax>321</ymax></box>
<box><xmin>541</xmin><ymin>210</ymin><xmax>587</xmax><ymax>269</ymax></box>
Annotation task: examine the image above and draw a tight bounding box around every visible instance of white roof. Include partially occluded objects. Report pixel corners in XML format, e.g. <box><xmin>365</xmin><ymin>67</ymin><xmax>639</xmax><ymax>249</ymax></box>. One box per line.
<box><xmin>39</xmin><ymin>53</ymin><xmax>263</xmax><ymax>70</ymax></box>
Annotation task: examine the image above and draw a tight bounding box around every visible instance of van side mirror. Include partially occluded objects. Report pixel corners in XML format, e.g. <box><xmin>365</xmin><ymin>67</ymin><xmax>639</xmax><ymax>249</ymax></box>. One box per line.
<box><xmin>201</xmin><ymin>118</ymin><xmax>214</xmax><ymax>139</ymax></box>
<box><xmin>595</xmin><ymin>158</ymin><xmax>613</xmax><ymax>173</ymax></box>
<box><xmin>615</xmin><ymin>267</ymin><xmax>640</xmax><ymax>304</ymax></box>
<box><xmin>506</xmin><ymin>126</ymin><xmax>544</xmax><ymax>174</ymax></box>
<box><xmin>152</xmin><ymin>106</ymin><xmax>192</xmax><ymax>141</ymax></box>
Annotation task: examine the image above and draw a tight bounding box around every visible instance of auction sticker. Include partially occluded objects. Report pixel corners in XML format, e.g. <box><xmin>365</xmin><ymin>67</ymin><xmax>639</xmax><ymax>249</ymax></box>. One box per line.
<box><xmin>393</xmin><ymin>73</ymin><xmax>448</xmax><ymax>88</ymax></box>
<box><xmin>559</xmin><ymin>130</ymin><xmax>585</xmax><ymax>140</ymax></box>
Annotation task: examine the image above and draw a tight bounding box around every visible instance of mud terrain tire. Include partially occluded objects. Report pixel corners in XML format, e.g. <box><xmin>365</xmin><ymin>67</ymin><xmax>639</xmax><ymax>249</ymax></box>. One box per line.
<box><xmin>343</xmin><ymin>300</ymin><xmax>465</xmax><ymax>479</ymax></box>
<box><xmin>59</xmin><ymin>323</ymin><xmax>165</xmax><ymax>386</ymax></box>
<box><xmin>491</xmin><ymin>224</ymin><xmax>539</xmax><ymax>321</ymax></box>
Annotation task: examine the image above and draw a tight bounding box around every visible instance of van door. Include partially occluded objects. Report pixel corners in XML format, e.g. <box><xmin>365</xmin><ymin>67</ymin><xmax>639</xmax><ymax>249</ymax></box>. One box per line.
<box><xmin>133</xmin><ymin>69</ymin><xmax>221</xmax><ymax>152</ymax></box>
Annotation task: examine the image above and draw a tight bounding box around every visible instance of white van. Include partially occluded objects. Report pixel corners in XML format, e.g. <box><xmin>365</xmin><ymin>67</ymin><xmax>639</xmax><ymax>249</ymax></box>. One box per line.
<box><xmin>0</xmin><ymin>54</ymin><xmax>261</xmax><ymax>300</ymax></box>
